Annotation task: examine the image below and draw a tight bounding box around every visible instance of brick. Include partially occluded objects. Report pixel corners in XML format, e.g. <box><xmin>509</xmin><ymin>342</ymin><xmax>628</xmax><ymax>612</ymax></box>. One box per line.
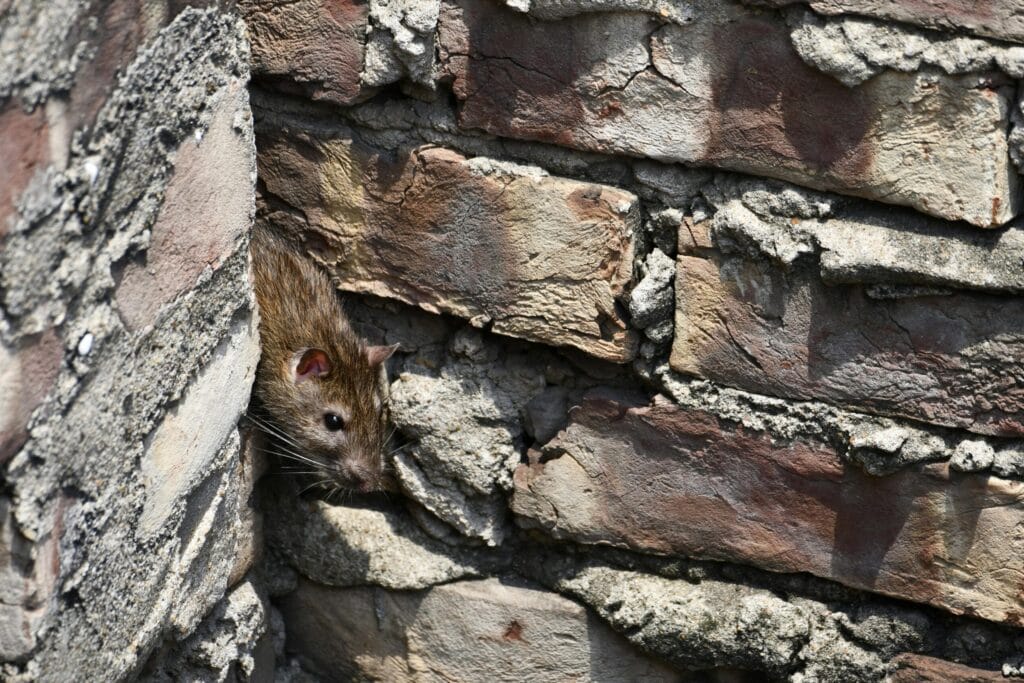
<box><xmin>279</xmin><ymin>577</ymin><xmax>678</xmax><ymax>682</ymax></box>
<box><xmin>114</xmin><ymin>83</ymin><xmax>253</xmax><ymax>332</ymax></box>
<box><xmin>258</xmin><ymin>129</ymin><xmax>639</xmax><ymax>362</ymax></box>
<box><xmin>889</xmin><ymin>654</ymin><xmax>1004</xmax><ymax>682</ymax></box>
<box><xmin>239</xmin><ymin>0</ymin><xmax>370</xmax><ymax>105</ymax></box>
<box><xmin>0</xmin><ymin>103</ymin><xmax>49</xmax><ymax>236</ymax></box>
<box><xmin>670</xmin><ymin>252</ymin><xmax>1024</xmax><ymax>436</ymax></box>
<box><xmin>0</xmin><ymin>329</ymin><xmax>62</xmax><ymax>464</ymax></box>
<box><xmin>512</xmin><ymin>391</ymin><xmax>1024</xmax><ymax>624</ymax></box>
<box><xmin>746</xmin><ymin>0</ymin><xmax>1024</xmax><ymax>45</ymax></box>
<box><xmin>438</xmin><ymin>0</ymin><xmax>1019</xmax><ymax>227</ymax></box>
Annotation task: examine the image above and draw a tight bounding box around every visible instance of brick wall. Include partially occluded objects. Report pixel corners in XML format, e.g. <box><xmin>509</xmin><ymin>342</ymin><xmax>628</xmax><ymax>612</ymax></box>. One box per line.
<box><xmin>245</xmin><ymin>1</ymin><xmax>1024</xmax><ymax>680</ymax></box>
<box><xmin>5</xmin><ymin>0</ymin><xmax>1024</xmax><ymax>680</ymax></box>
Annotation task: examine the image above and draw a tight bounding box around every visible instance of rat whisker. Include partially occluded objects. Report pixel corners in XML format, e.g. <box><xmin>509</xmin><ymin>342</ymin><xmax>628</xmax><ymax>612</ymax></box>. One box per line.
<box><xmin>270</xmin><ymin>449</ymin><xmax>332</xmax><ymax>472</ymax></box>
<box><xmin>245</xmin><ymin>414</ymin><xmax>304</xmax><ymax>450</ymax></box>
<box><xmin>298</xmin><ymin>478</ymin><xmax>332</xmax><ymax>497</ymax></box>
<box><xmin>265</xmin><ymin>444</ymin><xmax>326</xmax><ymax>465</ymax></box>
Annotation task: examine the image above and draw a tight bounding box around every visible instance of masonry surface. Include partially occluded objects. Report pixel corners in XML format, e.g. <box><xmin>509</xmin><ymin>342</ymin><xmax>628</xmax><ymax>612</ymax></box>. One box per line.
<box><xmin>5</xmin><ymin>0</ymin><xmax>1024</xmax><ymax>681</ymax></box>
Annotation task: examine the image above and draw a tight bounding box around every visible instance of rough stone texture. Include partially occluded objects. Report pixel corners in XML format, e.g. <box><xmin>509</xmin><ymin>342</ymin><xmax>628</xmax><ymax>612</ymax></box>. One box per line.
<box><xmin>143</xmin><ymin>579</ymin><xmax>273</xmax><ymax>682</ymax></box>
<box><xmin>387</xmin><ymin>328</ymin><xmax>549</xmax><ymax>545</ymax></box>
<box><xmin>239</xmin><ymin>0</ymin><xmax>371</xmax><ymax>105</ymax></box>
<box><xmin>503</xmin><ymin>0</ymin><xmax>695</xmax><ymax>23</ymax></box>
<box><xmin>280</xmin><ymin>576</ymin><xmax>680</xmax><ymax>682</ymax></box>
<box><xmin>0</xmin><ymin>8</ymin><xmax>261</xmax><ymax>680</ymax></box>
<box><xmin>438</xmin><ymin>0</ymin><xmax>1019</xmax><ymax>227</ymax></box>
<box><xmin>523</xmin><ymin>557</ymin><xmax>887</xmax><ymax>681</ymax></box>
<box><xmin>670</xmin><ymin>244</ymin><xmax>1024</xmax><ymax>437</ymax></box>
<box><xmin>747</xmin><ymin>0</ymin><xmax>1024</xmax><ymax>45</ymax></box>
<box><xmin>649</xmin><ymin>366</ymin><xmax>1024</xmax><ymax>480</ymax></box>
<box><xmin>262</xmin><ymin>477</ymin><xmax>506</xmax><ymax>590</ymax></box>
<box><xmin>701</xmin><ymin>182</ymin><xmax>1024</xmax><ymax>295</ymax></box>
<box><xmin>513</xmin><ymin>390</ymin><xmax>1024</xmax><ymax>624</ymax></box>
<box><xmin>784</xmin><ymin>9</ymin><xmax>1024</xmax><ymax>87</ymax></box>
<box><xmin>363</xmin><ymin>0</ymin><xmax>440</xmax><ymax>88</ymax></box>
<box><xmin>257</xmin><ymin>124</ymin><xmax>640</xmax><ymax>362</ymax></box>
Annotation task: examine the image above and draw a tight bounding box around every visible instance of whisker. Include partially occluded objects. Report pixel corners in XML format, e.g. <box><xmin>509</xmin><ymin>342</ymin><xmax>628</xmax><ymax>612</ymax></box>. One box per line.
<box><xmin>244</xmin><ymin>413</ymin><xmax>304</xmax><ymax>449</ymax></box>
<box><xmin>270</xmin><ymin>449</ymin><xmax>330</xmax><ymax>470</ymax></box>
<box><xmin>298</xmin><ymin>478</ymin><xmax>331</xmax><ymax>497</ymax></box>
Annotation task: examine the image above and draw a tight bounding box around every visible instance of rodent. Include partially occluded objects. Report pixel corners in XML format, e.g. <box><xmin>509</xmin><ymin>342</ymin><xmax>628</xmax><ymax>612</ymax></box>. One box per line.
<box><xmin>249</xmin><ymin>225</ymin><xmax>397</xmax><ymax>494</ymax></box>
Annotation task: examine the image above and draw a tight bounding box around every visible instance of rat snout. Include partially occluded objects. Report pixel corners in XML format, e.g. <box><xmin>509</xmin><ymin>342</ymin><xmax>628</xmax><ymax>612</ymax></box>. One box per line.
<box><xmin>337</xmin><ymin>459</ymin><xmax>379</xmax><ymax>492</ymax></box>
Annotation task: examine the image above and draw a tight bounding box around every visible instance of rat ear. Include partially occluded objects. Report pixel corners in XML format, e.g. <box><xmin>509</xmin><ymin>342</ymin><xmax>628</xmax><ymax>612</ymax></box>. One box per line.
<box><xmin>292</xmin><ymin>348</ymin><xmax>331</xmax><ymax>383</ymax></box>
<box><xmin>365</xmin><ymin>343</ymin><xmax>399</xmax><ymax>367</ymax></box>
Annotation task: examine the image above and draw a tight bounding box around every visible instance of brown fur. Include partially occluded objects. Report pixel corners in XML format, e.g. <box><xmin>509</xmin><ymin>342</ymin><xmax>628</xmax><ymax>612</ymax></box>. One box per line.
<box><xmin>250</xmin><ymin>225</ymin><xmax>395</xmax><ymax>492</ymax></box>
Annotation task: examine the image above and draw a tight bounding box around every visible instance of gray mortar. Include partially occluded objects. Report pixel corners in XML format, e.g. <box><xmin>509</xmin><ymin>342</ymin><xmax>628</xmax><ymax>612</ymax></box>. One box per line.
<box><xmin>261</xmin><ymin>476</ymin><xmax>509</xmax><ymax>590</ymax></box>
<box><xmin>362</xmin><ymin>0</ymin><xmax>440</xmax><ymax>89</ymax></box>
<box><xmin>628</xmin><ymin>247</ymin><xmax>675</xmax><ymax>347</ymax></box>
<box><xmin>701</xmin><ymin>175</ymin><xmax>1024</xmax><ymax>295</ymax></box>
<box><xmin>644</xmin><ymin>364</ymin><xmax>1024</xmax><ymax>478</ymax></box>
<box><xmin>0</xmin><ymin>9</ymin><xmax>257</xmax><ymax>681</ymax></box>
<box><xmin>503</xmin><ymin>0</ymin><xmax>696</xmax><ymax>24</ymax></box>
<box><xmin>388</xmin><ymin>328</ymin><xmax>550</xmax><ymax>545</ymax></box>
<box><xmin>785</xmin><ymin>7</ymin><xmax>1024</xmax><ymax>87</ymax></box>
<box><xmin>520</xmin><ymin>553</ymin><xmax>888</xmax><ymax>681</ymax></box>
<box><xmin>142</xmin><ymin>579</ymin><xmax>271</xmax><ymax>682</ymax></box>
<box><xmin>0</xmin><ymin>0</ymin><xmax>87</xmax><ymax>107</ymax></box>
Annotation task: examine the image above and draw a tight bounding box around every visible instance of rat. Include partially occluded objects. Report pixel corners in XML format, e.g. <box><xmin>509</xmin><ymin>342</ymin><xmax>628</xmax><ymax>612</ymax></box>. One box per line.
<box><xmin>249</xmin><ymin>225</ymin><xmax>398</xmax><ymax>494</ymax></box>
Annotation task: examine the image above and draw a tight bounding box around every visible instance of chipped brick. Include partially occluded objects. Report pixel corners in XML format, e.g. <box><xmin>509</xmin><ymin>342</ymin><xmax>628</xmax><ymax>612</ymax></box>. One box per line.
<box><xmin>438</xmin><ymin>0</ymin><xmax>1019</xmax><ymax>227</ymax></box>
<box><xmin>258</xmin><ymin>129</ymin><xmax>640</xmax><ymax>362</ymax></box>
<box><xmin>513</xmin><ymin>391</ymin><xmax>1024</xmax><ymax>624</ymax></box>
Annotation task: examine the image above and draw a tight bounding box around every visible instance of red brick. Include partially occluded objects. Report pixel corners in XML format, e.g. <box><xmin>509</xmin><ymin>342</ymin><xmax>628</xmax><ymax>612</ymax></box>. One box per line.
<box><xmin>671</xmin><ymin>253</ymin><xmax>1024</xmax><ymax>436</ymax></box>
<box><xmin>114</xmin><ymin>84</ymin><xmax>252</xmax><ymax>331</ymax></box>
<box><xmin>240</xmin><ymin>0</ymin><xmax>370</xmax><ymax>105</ymax></box>
<box><xmin>0</xmin><ymin>103</ymin><xmax>49</xmax><ymax>236</ymax></box>
<box><xmin>438</xmin><ymin>0</ymin><xmax>1018</xmax><ymax>227</ymax></box>
<box><xmin>258</xmin><ymin>130</ymin><xmax>639</xmax><ymax>362</ymax></box>
<box><xmin>889</xmin><ymin>653</ymin><xmax>1004</xmax><ymax>682</ymax></box>
<box><xmin>513</xmin><ymin>391</ymin><xmax>1024</xmax><ymax>624</ymax></box>
<box><xmin>0</xmin><ymin>329</ymin><xmax>62</xmax><ymax>464</ymax></box>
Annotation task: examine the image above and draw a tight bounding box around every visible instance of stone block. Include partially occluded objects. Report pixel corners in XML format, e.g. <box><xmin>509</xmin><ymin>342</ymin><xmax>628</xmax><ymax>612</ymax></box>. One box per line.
<box><xmin>279</xmin><ymin>577</ymin><xmax>680</xmax><ymax>682</ymax></box>
<box><xmin>263</xmin><ymin>478</ymin><xmax>505</xmax><ymax>590</ymax></box>
<box><xmin>258</xmin><ymin>130</ymin><xmax>639</xmax><ymax>361</ymax></box>
<box><xmin>670</xmin><ymin>251</ymin><xmax>1024</xmax><ymax>436</ymax></box>
<box><xmin>438</xmin><ymin>0</ymin><xmax>1019</xmax><ymax>227</ymax></box>
<box><xmin>0</xmin><ymin>330</ymin><xmax>62</xmax><ymax>464</ymax></box>
<box><xmin>513</xmin><ymin>391</ymin><xmax>1024</xmax><ymax>624</ymax></box>
<box><xmin>239</xmin><ymin>0</ymin><xmax>370</xmax><ymax>105</ymax></box>
<box><xmin>114</xmin><ymin>80</ymin><xmax>253</xmax><ymax>332</ymax></box>
<box><xmin>889</xmin><ymin>653</ymin><xmax>1004</xmax><ymax>682</ymax></box>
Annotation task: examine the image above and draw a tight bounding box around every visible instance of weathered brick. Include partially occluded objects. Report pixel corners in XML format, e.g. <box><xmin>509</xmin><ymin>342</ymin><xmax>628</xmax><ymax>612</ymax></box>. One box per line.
<box><xmin>670</xmin><ymin>251</ymin><xmax>1024</xmax><ymax>436</ymax></box>
<box><xmin>438</xmin><ymin>0</ymin><xmax>1019</xmax><ymax>227</ymax></box>
<box><xmin>889</xmin><ymin>654</ymin><xmax>1004</xmax><ymax>682</ymax></box>
<box><xmin>114</xmin><ymin>82</ymin><xmax>253</xmax><ymax>332</ymax></box>
<box><xmin>512</xmin><ymin>391</ymin><xmax>1024</xmax><ymax>624</ymax></box>
<box><xmin>279</xmin><ymin>577</ymin><xmax>678</xmax><ymax>682</ymax></box>
<box><xmin>239</xmin><ymin>0</ymin><xmax>369</xmax><ymax>105</ymax></box>
<box><xmin>258</xmin><ymin>129</ymin><xmax>639</xmax><ymax>362</ymax></box>
<box><xmin>0</xmin><ymin>103</ymin><xmax>49</xmax><ymax>236</ymax></box>
<box><xmin>0</xmin><ymin>329</ymin><xmax>62</xmax><ymax>464</ymax></box>
<box><xmin>746</xmin><ymin>0</ymin><xmax>1024</xmax><ymax>45</ymax></box>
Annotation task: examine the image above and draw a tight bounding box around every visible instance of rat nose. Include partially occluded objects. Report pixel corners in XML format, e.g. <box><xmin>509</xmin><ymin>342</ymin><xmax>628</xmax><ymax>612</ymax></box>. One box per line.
<box><xmin>338</xmin><ymin>461</ymin><xmax>375</xmax><ymax>491</ymax></box>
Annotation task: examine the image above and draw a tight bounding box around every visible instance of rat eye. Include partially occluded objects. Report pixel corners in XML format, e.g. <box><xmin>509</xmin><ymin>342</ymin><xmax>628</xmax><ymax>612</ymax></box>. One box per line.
<box><xmin>324</xmin><ymin>413</ymin><xmax>345</xmax><ymax>431</ymax></box>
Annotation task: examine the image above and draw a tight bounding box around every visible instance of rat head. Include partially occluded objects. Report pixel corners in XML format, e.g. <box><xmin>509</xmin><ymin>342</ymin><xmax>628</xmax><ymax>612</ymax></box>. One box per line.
<box><xmin>274</xmin><ymin>342</ymin><xmax>399</xmax><ymax>493</ymax></box>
